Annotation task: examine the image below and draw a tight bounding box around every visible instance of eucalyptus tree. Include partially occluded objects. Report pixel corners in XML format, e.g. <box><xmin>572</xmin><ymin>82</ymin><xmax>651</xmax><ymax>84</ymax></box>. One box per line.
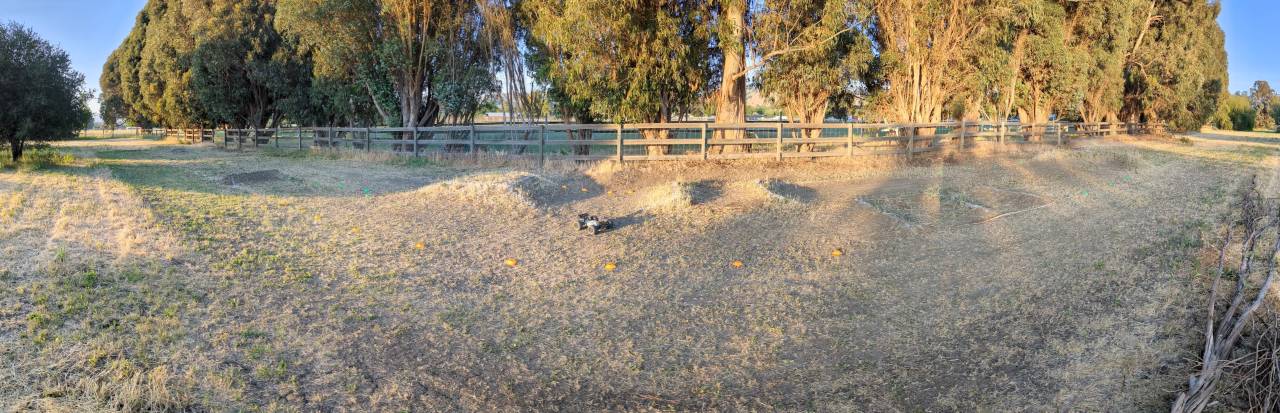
<box><xmin>1064</xmin><ymin>0</ymin><xmax>1145</xmax><ymax>125</ymax></box>
<box><xmin>714</xmin><ymin>0</ymin><xmax>748</xmax><ymax>139</ymax></box>
<box><xmin>867</xmin><ymin>0</ymin><xmax>993</xmax><ymax>123</ymax></box>
<box><xmin>100</xmin><ymin>9</ymin><xmax>154</xmax><ymax>128</ymax></box>
<box><xmin>134</xmin><ymin>0</ymin><xmax>199</xmax><ymax>128</ymax></box>
<box><xmin>0</xmin><ymin>23</ymin><xmax>90</xmax><ymax>161</ymax></box>
<box><xmin>277</xmin><ymin>0</ymin><xmax>496</xmax><ymax>128</ymax></box>
<box><xmin>521</xmin><ymin>0</ymin><xmax>717</xmax><ymax>153</ymax></box>
<box><xmin>187</xmin><ymin>0</ymin><xmax>312</xmax><ymax>128</ymax></box>
<box><xmin>99</xmin><ymin>54</ymin><xmax>128</xmax><ymax>129</ymax></box>
<box><xmin>1122</xmin><ymin>0</ymin><xmax>1227</xmax><ymax>131</ymax></box>
<box><xmin>1009</xmin><ymin>1</ymin><xmax>1078</xmax><ymax>128</ymax></box>
<box><xmin>711</xmin><ymin>0</ymin><xmax>870</xmax><ymax>148</ymax></box>
<box><xmin>752</xmin><ymin>0</ymin><xmax>873</xmax><ymax>145</ymax></box>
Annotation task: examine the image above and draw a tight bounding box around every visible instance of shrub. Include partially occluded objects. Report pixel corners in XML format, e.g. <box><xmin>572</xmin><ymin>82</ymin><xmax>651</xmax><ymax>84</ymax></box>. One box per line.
<box><xmin>1224</xmin><ymin>95</ymin><xmax>1257</xmax><ymax>131</ymax></box>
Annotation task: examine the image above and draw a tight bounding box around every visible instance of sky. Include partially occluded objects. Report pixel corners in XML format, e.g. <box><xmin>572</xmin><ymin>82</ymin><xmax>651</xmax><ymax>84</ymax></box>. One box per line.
<box><xmin>0</xmin><ymin>0</ymin><xmax>1275</xmax><ymax>117</ymax></box>
<box><xmin>1219</xmin><ymin>0</ymin><xmax>1280</xmax><ymax>93</ymax></box>
<box><xmin>1</xmin><ymin>0</ymin><xmax>147</xmax><ymax>117</ymax></box>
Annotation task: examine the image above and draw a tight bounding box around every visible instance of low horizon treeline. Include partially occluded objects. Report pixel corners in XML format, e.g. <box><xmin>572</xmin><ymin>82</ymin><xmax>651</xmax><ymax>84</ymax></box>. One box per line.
<box><xmin>99</xmin><ymin>0</ymin><xmax>1228</xmax><ymax>133</ymax></box>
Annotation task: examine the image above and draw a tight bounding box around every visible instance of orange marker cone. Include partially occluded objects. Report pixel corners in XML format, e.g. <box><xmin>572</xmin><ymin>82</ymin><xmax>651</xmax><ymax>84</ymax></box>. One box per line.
<box><xmin>504</xmin><ymin>258</ymin><xmax>519</xmax><ymax>268</ymax></box>
<box><xmin>731</xmin><ymin>260</ymin><xmax>744</xmax><ymax>268</ymax></box>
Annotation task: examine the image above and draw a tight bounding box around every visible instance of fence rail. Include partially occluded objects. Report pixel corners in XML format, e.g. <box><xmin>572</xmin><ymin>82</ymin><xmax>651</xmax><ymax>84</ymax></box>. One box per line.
<box><xmin>165</xmin><ymin>121</ymin><xmax>1161</xmax><ymax>164</ymax></box>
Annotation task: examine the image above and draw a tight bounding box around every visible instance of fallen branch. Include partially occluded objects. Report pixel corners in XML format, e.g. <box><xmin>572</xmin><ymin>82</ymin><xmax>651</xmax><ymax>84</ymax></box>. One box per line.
<box><xmin>970</xmin><ymin>202</ymin><xmax>1055</xmax><ymax>225</ymax></box>
<box><xmin>1173</xmin><ymin>175</ymin><xmax>1280</xmax><ymax>413</ymax></box>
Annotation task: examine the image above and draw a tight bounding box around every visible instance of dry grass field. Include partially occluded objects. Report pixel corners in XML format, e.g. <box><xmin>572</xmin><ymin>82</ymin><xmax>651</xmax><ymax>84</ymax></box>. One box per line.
<box><xmin>2</xmin><ymin>135</ymin><xmax>1277</xmax><ymax>411</ymax></box>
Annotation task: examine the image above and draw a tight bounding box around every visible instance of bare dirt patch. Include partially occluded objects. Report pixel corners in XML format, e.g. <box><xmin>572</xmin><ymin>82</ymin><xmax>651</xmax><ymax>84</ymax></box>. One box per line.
<box><xmin>221</xmin><ymin>169</ymin><xmax>285</xmax><ymax>185</ymax></box>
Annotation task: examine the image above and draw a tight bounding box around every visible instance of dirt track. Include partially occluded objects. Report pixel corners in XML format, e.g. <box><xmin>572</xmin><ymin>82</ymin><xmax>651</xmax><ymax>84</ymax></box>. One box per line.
<box><xmin>0</xmin><ymin>136</ymin><xmax>1268</xmax><ymax>411</ymax></box>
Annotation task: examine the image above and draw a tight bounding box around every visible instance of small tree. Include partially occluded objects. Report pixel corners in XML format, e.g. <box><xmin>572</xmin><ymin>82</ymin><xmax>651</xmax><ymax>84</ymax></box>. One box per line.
<box><xmin>0</xmin><ymin>22</ymin><xmax>88</xmax><ymax>162</ymax></box>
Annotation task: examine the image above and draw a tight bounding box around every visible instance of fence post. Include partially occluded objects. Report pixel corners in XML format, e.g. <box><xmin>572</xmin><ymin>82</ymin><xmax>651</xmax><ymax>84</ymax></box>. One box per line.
<box><xmin>846</xmin><ymin>123</ymin><xmax>855</xmax><ymax>158</ymax></box>
<box><xmin>469</xmin><ymin>125</ymin><xmax>477</xmax><ymax>160</ymax></box>
<box><xmin>1056</xmin><ymin>122</ymin><xmax>1063</xmax><ymax>145</ymax></box>
<box><xmin>297</xmin><ymin>126</ymin><xmax>303</xmax><ymax>149</ymax></box>
<box><xmin>957</xmin><ymin>121</ymin><xmax>966</xmax><ymax>150</ymax></box>
<box><xmin>701</xmin><ymin>123</ymin><xmax>709</xmax><ymax>160</ymax></box>
<box><xmin>365</xmin><ymin>128</ymin><xmax>372</xmax><ymax>152</ymax></box>
<box><xmin>776</xmin><ymin>122</ymin><xmax>784</xmax><ymax>161</ymax></box>
<box><xmin>616</xmin><ymin>124</ymin><xmax>625</xmax><ymax>162</ymax></box>
<box><xmin>412</xmin><ymin>126</ymin><xmax>419</xmax><ymax>157</ymax></box>
<box><xmin>906</xmin><ymin>126</ymin><xmax>915</xmax><ymax>158</ymax></box>
<box><xmin>539</xmin><ymin>124</ymin><xmax>547</xmax><ymax>168</ymax></box>
<box><xmin>274</xmin><ymin>127</ymin><xmax>280</xmax><ymax>148</ymax></box>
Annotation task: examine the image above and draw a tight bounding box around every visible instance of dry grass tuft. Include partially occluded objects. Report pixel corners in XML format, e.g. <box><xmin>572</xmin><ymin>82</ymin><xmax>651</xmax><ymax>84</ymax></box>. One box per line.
<box><xmin>747</xmin><ymin>178</ymin><xmax>813</xmax><ymax>204</ymax></box>
<box><xmin>414</xmin><ymin>171</ymin><xmax>552</xmax><ymax>210</ymax></box>
<box><xmin>640</xmin><ymin>181</ymin><xmax>696</xmax><ymax>212</ymax></box>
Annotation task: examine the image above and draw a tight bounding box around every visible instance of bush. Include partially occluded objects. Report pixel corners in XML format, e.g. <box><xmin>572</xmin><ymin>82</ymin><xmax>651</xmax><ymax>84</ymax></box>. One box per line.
<box><xmin>1225</xmin><ymin>95</ymin><xmax>1256</xmax><ymax>131</ymax></box>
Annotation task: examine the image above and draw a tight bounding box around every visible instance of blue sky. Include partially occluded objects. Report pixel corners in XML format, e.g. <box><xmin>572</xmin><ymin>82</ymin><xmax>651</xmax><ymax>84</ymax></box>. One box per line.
<box><xmin>1219</xmin><ymin>0</ymin><xmax>1279</xmax><ymax>93</ymax></box>
<box><xmin>0</xmin><ymin>0</ymin><xmax>1274</xmax><ymax>113</ymax></box>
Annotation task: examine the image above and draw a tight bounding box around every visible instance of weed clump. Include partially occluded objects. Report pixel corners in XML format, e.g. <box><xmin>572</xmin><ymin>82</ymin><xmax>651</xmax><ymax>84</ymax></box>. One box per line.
<box><xmin>1</xmin><ymin>146</ymin><xmax>75</xmax><ymax>170</ymax></box>
<box><xmin>641</xmin><ymin>181</ymin><xmax>695</xmax><ymax>211</ymax></box>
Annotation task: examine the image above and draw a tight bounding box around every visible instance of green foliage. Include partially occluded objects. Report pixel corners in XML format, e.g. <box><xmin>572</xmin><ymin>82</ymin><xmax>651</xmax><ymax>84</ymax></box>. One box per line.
<box><xmin>1250</xmin><ymin>82</ymin><xmax>1278</xmax><ymax>130</ymax></box>
<box><xmin>1258</xmin><ymin>108</ymin><xmax>1277</xmax><ymax>131</ymax></box>
<box><xmin>277</xmin><ymin>0</ymin><xmax>496</xmax><ymax>127</ymax></box>
<box><xmin>0</xmin><ymin>22</ymin><xmax>90</xmax><ymax>162</ymax></box>
<box><xmin>188</xmin><ymin>0</ymin><xmax>312</xmax><ymax>128</ymax></box>
<box><xmin>521</xmin><ymin>0</ymin><xmax>716</xmax><ymax>124</ymax></box>
<box><xmin>102</xmin><ymin>0</ymin><xmax>314</xmax><ymax>129</ymax></box>
<box><xmin>1224</xmin><ymin>94</ymin><xmax>1255</xmax><ymax>132</ymax></box>
<box><xmin>753</xmin><ymin>0</ymin><xmax>873</xmax><ymax>123</ymax></box>
<box><xmin>0</xmin><ymin>146</ymin><xmax>76</xmax><ymax>170</ymax></box>
<box><xmin>1271</xmin><ymin>97</ymin><xmax>1280</xmax><ymax>131</ymax></box>
<box><xmin>1122</xmin><ymin>0</ymin><xmax>1227</xmax><ymax>131</ymax></box>
<box><xmin>98</xmin><ymin>0</ymin><xmax>1226</xmax><ymax>132</ymax></box>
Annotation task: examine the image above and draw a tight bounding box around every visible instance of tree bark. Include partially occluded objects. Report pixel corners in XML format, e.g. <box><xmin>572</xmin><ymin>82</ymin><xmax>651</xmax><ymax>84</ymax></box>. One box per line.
<box><xmin>713</xmin><ymin>0</ymin><xmax>748</xmax><ymax>154</ymax></box>
<box><xmin>9</xmin><ymin>139</ymin><xmax>23</xmax><ymax>162</ymax></box>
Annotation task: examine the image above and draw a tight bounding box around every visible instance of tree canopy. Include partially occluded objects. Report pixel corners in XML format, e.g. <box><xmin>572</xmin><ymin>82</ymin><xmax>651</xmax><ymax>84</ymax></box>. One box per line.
<box><xmin>1</xmin><ymin>22</ymin><xmax>91</xmax><ymax>161</ymax></box>
<box><xmin>102</xmin><ymin>0</ymin><xmax>1229</xmax><ymax>132</ymax></box>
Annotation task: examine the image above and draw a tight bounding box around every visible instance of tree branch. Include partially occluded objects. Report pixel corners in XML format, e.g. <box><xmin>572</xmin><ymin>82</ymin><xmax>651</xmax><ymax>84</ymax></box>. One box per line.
<box><xmin>727</xmin><ymin>28</ymin><xmax>853</xmax><ymax>83</ymax></box>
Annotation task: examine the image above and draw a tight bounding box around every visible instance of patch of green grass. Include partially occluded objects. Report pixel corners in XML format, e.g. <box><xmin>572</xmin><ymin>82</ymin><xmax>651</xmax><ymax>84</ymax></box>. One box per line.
<box><xmin>107</xmin><ymin>164</ymin><xmax>219</xmax><ymax>193</ymax></box>
<box><xmin>1</xmin><ymin>147</ymin><xmax>76</xmax><ymax>171</ymax></box>
<box><xmin>240</xmin><ymin>329</ymin><xmax>267</xmax><ymax>340</ymax></box>
<box><xmin>94</xmin><ymin>149</ymin><xmax>158</xmax><ymax>160</ymax></box>
<box><xmin>386</xmin><ymin>157</ymin><xmax>438</xmax><ymax>168</ymax></box>
<box><xmin>259</xmin><ymin>148</ymin><xmax>314</xmax><ymax>159</ymax></box>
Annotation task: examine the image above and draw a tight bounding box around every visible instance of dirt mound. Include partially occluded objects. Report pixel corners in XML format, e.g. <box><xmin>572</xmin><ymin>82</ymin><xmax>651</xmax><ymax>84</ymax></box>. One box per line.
<box><xmin>416</xmin><ymin>172</ymin><xmax>557</xmax><ymax>209</ymax></box>
<box><xmin>751</xmin><ymin>179</ymin><xmax>816</xmax><ymax>204</ymax></box>
<box><xmin>222</xmin><ymin>169</ymin><xmax>284</xmax><ymax>185</ymax></box>
<box><xmin>641</xmin><ymin>181</ymin><xmax>697</xmax><ymax>211</ymax></box>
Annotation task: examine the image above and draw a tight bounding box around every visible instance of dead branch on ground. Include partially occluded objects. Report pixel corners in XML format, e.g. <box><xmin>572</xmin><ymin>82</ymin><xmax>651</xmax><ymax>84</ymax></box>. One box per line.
<box><xmin>1173</xmin><ymin>175</ymin><xmax>1280</xmax><ymax>413</ymax></box>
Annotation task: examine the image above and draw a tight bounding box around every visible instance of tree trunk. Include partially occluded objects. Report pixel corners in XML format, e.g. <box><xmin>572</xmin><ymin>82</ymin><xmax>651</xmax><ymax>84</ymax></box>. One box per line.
<box><xmin>9</xmin><ymin>139</ymin><xmax>23</xmax><ymax>162</ymax></box>
<box><xmin>641</xmin><ymin>128</ymin><xmax>670</xmax><ymax>156</ymax></box>
<box><xmin>713</xmin><ymin>0</ymin><xmax>748</xmax><ymax>154</ymax></box>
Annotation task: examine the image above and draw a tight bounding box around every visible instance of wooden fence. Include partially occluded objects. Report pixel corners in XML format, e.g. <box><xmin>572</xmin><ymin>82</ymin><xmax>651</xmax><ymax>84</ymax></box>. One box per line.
<box><xmin>166</xmin><ymin>121</ymin><xmax>1161</xmax><ymax>163</ymax></box>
